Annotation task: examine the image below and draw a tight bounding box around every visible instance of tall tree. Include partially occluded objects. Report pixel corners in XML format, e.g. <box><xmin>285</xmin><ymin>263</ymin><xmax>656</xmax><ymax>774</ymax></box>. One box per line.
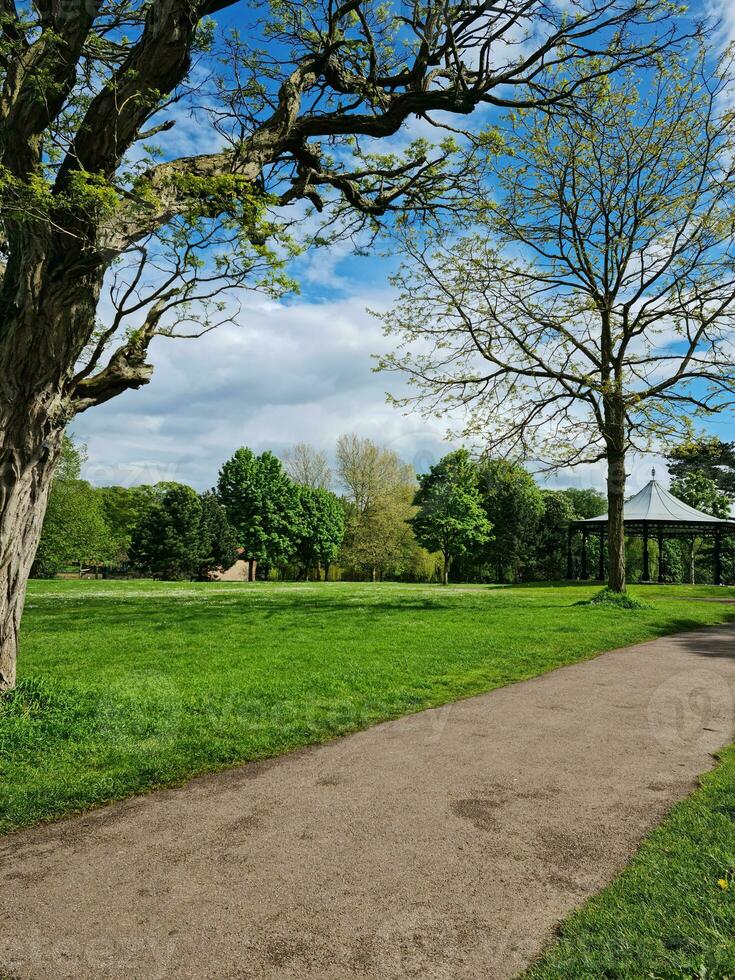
<box><xmin>340</xmin><ymin>485</ymin><xmax>418</xmax><ymax>582</ymax></box>
<box><xmin>336</xmin><ymin>434</ymin><xmax>413</xmax><ymax>515</ymax></box>
<box><xmin>294</xmin><ymin>486</ymin><xmax>345</xmax><ymax>579</ymax></box>
<box><xmin>667</xmin><ymin>437</ymin><xmax>735</xmax><ymax>497</ymax></box>
<box><xmin>217</xmin><ymin>448</ymin><xmax>301</xmax><ymax>574</ymax></box>
<box><xmin>0</xmin><ymin>0</ymin><xmax>679</xmax><ymax>688</ymax></box>
<box><xmin>380</xmin><ymin>52</ymin><xmax>735</xmax><ymax>594</ymax></box>
<box><xmin>410</xmin><ymin>449</ymin><xmax>491</xmax><ymax>584</ymax></box>
<box><xmin>477</xmin><ymin>460</ymin><xmax>543</xmax><ymax>582</ymax></box>
<box><xmin>129</xmin><ymin>484</ymin><xmax>204</xmax><ymax>580</ymax></box>
<box><xmin>283</xmin><ymin>444</ymin><xmax>333</xmax><ymax>490</ymax></box>
<box><xmin>336</xmin><ymin>434</ymin><xmax>419</xmax><ymax>579</ymax></box>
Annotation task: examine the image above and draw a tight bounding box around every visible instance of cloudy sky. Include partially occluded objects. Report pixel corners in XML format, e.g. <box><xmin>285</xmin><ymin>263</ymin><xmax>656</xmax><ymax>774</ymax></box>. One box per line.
<box><xmin>73</xmin><ymin>3</ymin><xmax>735</xmax><ymax>496</ymax></box>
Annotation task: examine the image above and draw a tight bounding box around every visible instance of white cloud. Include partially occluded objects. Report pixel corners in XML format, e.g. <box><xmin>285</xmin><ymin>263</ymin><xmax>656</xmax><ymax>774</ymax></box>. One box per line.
<box><xmin>74</xmin><ymin>286</ymin><xmax>455</xmax><ymax>490</ymax></box>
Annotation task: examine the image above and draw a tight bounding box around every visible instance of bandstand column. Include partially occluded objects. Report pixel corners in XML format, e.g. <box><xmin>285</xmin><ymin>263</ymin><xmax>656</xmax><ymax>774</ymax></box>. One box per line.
<box><xmin>566</xmin><ymin>526</ymin><xmax>573</xmax><ymax>580</ymax></box>
<box><xmin>715</xmin><ymin>531</ymin><xmax>723</xmax><ymax>586</ymax></box>
<box><xmin>657</xmin><ymin>529</ymin><xmax>665</xmax><ymax>583</ymax></box>
<box><xmin>598</xmin><ymin>529</ymin><xmax>605</xmax><ymax>580</ymax></box>
<box><xmin>581</xmin><ymin>531</ymin><xmax>588</xmax><ymax>580</ymax></box>
<box><xmin>642</xmin><ymin>523</ymin><xmax>650</xmax><ymax>582</ymax></box>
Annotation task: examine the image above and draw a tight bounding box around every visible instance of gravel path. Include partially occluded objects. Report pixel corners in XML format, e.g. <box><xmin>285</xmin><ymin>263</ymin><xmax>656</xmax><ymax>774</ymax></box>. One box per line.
<box><xmin>2</xmin><ymin>625</ymin><xmax>734</xmax><ymax>980</ymax></box>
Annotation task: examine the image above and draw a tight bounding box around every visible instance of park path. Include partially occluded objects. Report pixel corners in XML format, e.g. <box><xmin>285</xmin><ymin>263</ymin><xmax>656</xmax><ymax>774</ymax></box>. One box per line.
<box><xmin>2</xmin><ymin>625</ymin><xmax>735</xmax><ymax>980</ymax></box>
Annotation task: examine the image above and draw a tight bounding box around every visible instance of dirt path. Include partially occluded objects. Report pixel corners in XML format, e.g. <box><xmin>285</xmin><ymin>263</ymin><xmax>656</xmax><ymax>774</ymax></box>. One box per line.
<box><xmin>2</xmin><ymin>625</ymin><xmax>735</xmax><ymax>980</ymax></box>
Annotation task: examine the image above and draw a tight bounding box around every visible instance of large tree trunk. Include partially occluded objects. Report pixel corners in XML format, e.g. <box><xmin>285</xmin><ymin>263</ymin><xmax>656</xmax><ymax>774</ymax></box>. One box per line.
<box><xmin>442</xmin><ymin>553</ymin><xmax>450</xmax><ymax>585</ymax></box>
<box><xmin>0</xmin><ymin>247</ymin><xmax>105</xmax><ymax>691</ymax></box>
<box><xmin>0</xmin><ymin>412</ymin><xmax>63</xmax><ymax>691</ymax></box>
<box><xmin>606</xmin><ymin>445</ymin><xmax>627</xmax><ymax>593</ymax></box>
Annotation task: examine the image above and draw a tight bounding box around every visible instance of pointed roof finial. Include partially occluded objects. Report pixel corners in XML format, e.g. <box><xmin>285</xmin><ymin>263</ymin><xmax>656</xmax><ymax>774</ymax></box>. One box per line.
<box><xmin>651</xmin><ymin>467</ymin><xmax>656</xmax><ymax>481</ymax></box>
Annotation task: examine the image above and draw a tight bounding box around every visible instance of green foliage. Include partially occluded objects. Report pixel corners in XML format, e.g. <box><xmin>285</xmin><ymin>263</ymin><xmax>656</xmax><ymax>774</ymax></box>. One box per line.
<box><xmin>557</xmin><ymin>488</ymin><xmax>607</xmax><ymax>520</ymax></box>
<box><xmin>32</xmin><ymin>436</ymin><xmax>112</xmax><ymax>577</ymax></box>
<box><xmin>578</xmin><ymin>588</ymin><xmax>652</xmax><ymax>609</ymax></box>
<box><xmin>129</xmin><ymin>484</ymin><xmax>204</xmax><ymax>580</ymax></box>
<box><xmin>410</xmin><ymin>449</ymin><xmax>491</xmax><ymax>582</ymax></box>
<box><xmin>476</xmin><ymin>461</ymin><xmax>544</xmax><ymax>583</ymax></box>
<box><xmin>95</xmin><ymin>484</ymin><xmax>158</xmax><ymax>562</ymax></box>
<box><xmin>198</xmin><ymin>491</ymin><xmax>239</xmax><ymax>579</ymax></box>
<box><xmin>335</xmin><ymin>433</ymin><xmax>429</xmax><ymax>581</ymax></box>
<box><xmin>667</xmin><ymin>437</ymin><xmax>735</xmax><ymax>497</ymax></box>
<box><xmin>340</xmin><ymin>486</ymin><xmax>421</xmax><ymax>581</ymax></box>
<box><xmin>294</xmin><ymin>486</ymin><xmax>345</xmax><ymax>576</ymax></box>
<box><xmin>216</xmin><ymin>447</ymin><xmax>301</xmax><ymax>569</ymax></box>
<box><xmin>3</xmin><ymin>579</ymin><xmax>734</xmax><ymax>834</ymax></box>
<box><xmin>670</xmin><ymin>471</ymin><xmax>732</xmax><ymax>520</ymax></box>
<box><xmin>527</xmin><ymin>490</ymin><xmax>577</xmax><ymax>581</ymax></box>
<box><xmin>666</xmin><ymin>470</ymin><xmax>732</xmax><ymax>585</ymax></box>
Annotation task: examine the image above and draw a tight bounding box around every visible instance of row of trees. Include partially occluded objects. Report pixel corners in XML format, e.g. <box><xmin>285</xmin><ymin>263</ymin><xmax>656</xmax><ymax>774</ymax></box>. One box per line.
<box><xmin>35</xmin><ymin>434</ymin><xmax>734</xmax><ymax>584</ymax></box>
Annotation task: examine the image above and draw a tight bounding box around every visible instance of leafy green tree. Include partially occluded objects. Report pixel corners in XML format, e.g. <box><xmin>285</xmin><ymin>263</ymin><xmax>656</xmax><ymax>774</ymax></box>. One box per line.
<box><xmin>336</xmin><ymin>434</ymin><xmax>423</xmax><ymax>581</ymax></box>
<box><xmin>410</xmin><ymin>450</ymin><xmax>491</xmax><ymax>585</ymax></box>
<box><xmin>33</xmin><ymin>437</ymin><xmax>112</xmax><ymax>578</ymax></box>
<box><xmin>341</xmin><ymin>486</ymin><xmax>420</xmax><ymax>582</ymax></box>
<box><xmin>380</xmin><ymin>52</ymin><xmax>735</xmax><ymax>595</ymax></box>
<box><xmin>527</xmin><ymin>490</ymin><xmax>577</xmax><ymax>582</ymax></box>
<box><xmin>294</xmin><ymin>487</ymin><xmax>345</xmax><ymax>580</ymax></box>
<box><xmin>667</xmin><ymin>438</ymin><xmax>735</xmax><ymax>497</ymax></box>
<box><xmin>0</xmin><ymin>0</ymin><xmax>673</xmax><ymax>688</ymax></box>
<box><xmin>558</xmin><ymin>488</ymin><xmax>607</xmax><ymax>521</ymax></box>
<box><xmin>198</xmin><ymin>492</ymin><xmax>238</xmax><ymax>580</ymax></box>
<box><xmin>217</xmin><ymin>448</ymin><xmax>301</xmax><ymax>575</ymax></box>
<box><xmin>129</xmin><ymin>485</ymin><xmax>204</xmax><ymax>581</ymax></box>
<box><xmin>95</xmin><ymin>485</ymin><xmax>158</xmax><ymax>563</ymax></box>
<box><xmin>476</xmin><ymin>461</ymin><xmax>543</xmax><ymax>583</ymax></box>
<box><xmin>336</xmin><ymin>434</ymin><xmax>414</xmax><ymax>515</ymax></box>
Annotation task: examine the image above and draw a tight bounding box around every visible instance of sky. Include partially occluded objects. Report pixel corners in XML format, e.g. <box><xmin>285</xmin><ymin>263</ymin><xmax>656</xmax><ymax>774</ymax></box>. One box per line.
<box><xmin>73</xmin><ymin>0</ymin><xmax>735</xmax><ymax>496</ymax></box>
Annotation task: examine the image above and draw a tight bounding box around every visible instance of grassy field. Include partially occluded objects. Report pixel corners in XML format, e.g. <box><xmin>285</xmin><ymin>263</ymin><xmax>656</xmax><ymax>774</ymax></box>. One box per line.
<box><xmin>1</xmin><ymin>579</ymin><xmax>733</xmax><ymax>837</ymax></box>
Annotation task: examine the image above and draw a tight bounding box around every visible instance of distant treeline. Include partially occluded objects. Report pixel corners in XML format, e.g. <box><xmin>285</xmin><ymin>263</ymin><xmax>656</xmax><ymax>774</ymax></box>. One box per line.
<box><xmin>32</xmin><ymin>435</ymin><xmax>735</xmax><ymax>585</ymax></box>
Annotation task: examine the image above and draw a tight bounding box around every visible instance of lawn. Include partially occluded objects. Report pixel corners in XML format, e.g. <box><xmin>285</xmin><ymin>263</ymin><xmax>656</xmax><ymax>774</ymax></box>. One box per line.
<box><xmin>2</xmin><ymin>579</ymin><xmax>734</xmax><ymax>837</ymax></box>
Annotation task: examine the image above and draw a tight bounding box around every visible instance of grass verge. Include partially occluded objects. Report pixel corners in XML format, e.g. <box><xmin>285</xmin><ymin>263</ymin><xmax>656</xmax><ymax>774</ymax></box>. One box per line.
<box><xmin>526</xmin><ymin>744</ymin><xmax>735</xmax><ymax>979</ymax></box>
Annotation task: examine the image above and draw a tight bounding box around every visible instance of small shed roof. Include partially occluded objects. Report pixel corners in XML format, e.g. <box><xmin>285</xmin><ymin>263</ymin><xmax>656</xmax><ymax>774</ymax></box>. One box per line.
<box><xmin>573</xmin><ymin>471</ymin><xmax>735</xmax><ymax>536</ymax></box>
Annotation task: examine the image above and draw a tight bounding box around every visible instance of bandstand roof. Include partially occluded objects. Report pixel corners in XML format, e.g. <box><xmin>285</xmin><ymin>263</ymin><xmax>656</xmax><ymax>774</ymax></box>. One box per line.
<box><xmin>572</xmin><ymin>471</ymin><xmax>735</xmax><ymax>537</ymax></box>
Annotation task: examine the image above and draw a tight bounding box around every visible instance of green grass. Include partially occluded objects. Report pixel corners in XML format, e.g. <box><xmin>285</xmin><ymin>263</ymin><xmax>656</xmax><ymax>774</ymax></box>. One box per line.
<box><xmin>578</xmin><ymin>587</ymin><xmax>653</xmax><ymax>609</ymax></box>
<box><xmin>1</xmin><ymin>579</ymin><xmax>733</xmax><ymax>837</ymax></box>
<box><xmin>527</xmin><ymin>744</ymin><xmax>735</xmax><ymax>979</ymax></box>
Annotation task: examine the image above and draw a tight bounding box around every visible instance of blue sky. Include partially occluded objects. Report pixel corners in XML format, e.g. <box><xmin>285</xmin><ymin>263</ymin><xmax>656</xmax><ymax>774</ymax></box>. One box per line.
<box><xmin>73</xmin><ymin>0</ymin><xmax>735</xmax><ymax>495</ymax></box>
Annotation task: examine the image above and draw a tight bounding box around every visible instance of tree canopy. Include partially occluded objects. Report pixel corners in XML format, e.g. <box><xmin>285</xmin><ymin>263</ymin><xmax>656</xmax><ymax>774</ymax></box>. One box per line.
<box><xmin>129</xmin><ymin>484</ymin><xmax>205</xmax><ymax>580</ymax></box>
<box><xmin>379</xmin><ymin>51</ymin><xmax>735</xmax><ymax>592</ymax></box>
<box><xmin>667</xmin><ymin>437</ymin><xmax>735</xmax><ymax>498</ymax></box>
<box><xmin>410</xmin><ymin>449</ymin><xmax>491</xmax><ymax>584</ymax></box>
<box><xmin>217</xmin><ymin>448</ymin><xmax>301</xmax><ymax>570</ymax></box>
<box><xmin>294</xmin><ymin>486</ymin><xmax>345</xmax><ymax>578</ymax></box>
